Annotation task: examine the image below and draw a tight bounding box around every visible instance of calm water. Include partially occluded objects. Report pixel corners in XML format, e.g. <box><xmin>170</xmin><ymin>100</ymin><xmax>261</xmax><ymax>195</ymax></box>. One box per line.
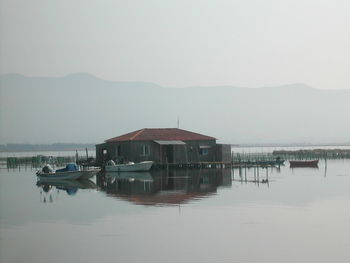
<box><xmin>1</xmin><ymin>160</ymin><xmax>350</xmax><ymax>263</ymax></box>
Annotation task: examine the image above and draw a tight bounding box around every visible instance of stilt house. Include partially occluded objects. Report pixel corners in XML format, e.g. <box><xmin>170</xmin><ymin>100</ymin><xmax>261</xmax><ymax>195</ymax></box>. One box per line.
<box><xmin>96</xmin><ymin>128</ymin><xmax>231</xmax><ymax>165</ymax></box>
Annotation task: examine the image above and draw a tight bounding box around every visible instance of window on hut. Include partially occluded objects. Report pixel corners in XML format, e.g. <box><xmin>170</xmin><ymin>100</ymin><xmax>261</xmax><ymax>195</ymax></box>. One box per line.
<box><xmin>199</xmin><ymin>146</ymin><xmax>210</xmax><ymax>156</ymax></box>
<box><xmin>199</xmin><ymin>148</ymin><xmax>209</xmax><ymax>155</ymax></box>
<box><xmin>141</xmin><ymin>145</ymin><xmax>150</xmax><ymax>156</ymax></box>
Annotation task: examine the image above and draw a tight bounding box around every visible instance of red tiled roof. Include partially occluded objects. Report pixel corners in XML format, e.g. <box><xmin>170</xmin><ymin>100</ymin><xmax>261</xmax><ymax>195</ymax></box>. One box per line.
<box><xmin>106</xmin><ymin>128</ymin><xmax>216</xmax><ymax>142</ymax></box>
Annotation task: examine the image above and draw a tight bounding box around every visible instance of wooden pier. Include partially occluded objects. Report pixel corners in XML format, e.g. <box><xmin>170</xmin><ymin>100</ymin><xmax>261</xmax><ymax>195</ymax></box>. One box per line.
<box><xmin>153</xmin><ymin>161</ymin><xmax>280</xmax><ymax>170</ymax></box>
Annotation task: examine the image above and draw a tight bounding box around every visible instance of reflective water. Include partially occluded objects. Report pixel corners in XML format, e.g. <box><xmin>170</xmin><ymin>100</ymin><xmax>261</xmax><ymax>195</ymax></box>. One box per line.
<box><xmin>1</xmin><ymin>160</ymin><xmax>350</xmax><ymax>263</ymax></box>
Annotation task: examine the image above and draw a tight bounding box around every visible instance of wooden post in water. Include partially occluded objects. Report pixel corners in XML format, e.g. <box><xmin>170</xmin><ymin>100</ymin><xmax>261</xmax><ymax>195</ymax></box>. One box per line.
<box><xmin>254</xmin><ymin>166</ymin><xmax>256</xmax><ymax>181</ymax></box>
<box><xmin>85</xmin><ymin>148</ymin><xmax>89</xmax><ymax>162</ymax></box>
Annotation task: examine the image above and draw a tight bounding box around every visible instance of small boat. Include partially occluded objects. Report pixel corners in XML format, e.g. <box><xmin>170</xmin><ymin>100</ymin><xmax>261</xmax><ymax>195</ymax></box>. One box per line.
<box><xmin>289</xmin><ymin>160</ymin><xmax>319</xmax><ymax>168</ymax></box>
<box><xmin>105</xmin><ymin>160</ymin><xmax>154</xmax><ymax>172</ymax></box>
<box><xmin>36</xmin><ymin>163</ymin><xmax>99</xmax><ymax>180</ymax></box>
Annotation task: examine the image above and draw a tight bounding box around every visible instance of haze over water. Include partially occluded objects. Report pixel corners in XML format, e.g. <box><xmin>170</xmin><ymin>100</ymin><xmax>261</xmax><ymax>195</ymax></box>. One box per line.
<box><xmin>1</xmin><ymin>158</ymin><xmax>350</xmax><ymax>263</ymax></box>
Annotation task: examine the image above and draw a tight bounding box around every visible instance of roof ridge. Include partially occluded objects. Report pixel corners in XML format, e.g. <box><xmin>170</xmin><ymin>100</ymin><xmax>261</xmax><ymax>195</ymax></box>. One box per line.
<box><xmin>129</xmin><ymin>128</ymin><xmax>145</xmax><ymax>140</ymax></box>
<box><xmin>105</xmin><ymin>128</ymin><xmax>216</xmax><ymax>142</ymax></box>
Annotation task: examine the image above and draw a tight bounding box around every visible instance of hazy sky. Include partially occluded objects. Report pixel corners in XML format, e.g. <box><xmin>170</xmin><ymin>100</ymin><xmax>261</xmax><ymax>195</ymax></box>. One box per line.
<box><xmin>1</xmin><ymin>0</ymin><xmax>349</xmax><ymax>89</ymax></box>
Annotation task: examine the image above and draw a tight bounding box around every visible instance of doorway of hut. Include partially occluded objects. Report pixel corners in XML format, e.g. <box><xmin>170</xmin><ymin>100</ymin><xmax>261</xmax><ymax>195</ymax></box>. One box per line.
<box><xmin>166</xmin><ymin>145</ymin><xmax>174</xmax><ymax>163</ymax></box>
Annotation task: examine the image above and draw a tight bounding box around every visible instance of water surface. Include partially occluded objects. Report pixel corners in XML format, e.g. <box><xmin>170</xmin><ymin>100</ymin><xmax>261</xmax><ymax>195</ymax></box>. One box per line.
<box><xmin>1</xmin><ymin>160</ymin><xmax>350</xmax><ymax>263</ymax></box>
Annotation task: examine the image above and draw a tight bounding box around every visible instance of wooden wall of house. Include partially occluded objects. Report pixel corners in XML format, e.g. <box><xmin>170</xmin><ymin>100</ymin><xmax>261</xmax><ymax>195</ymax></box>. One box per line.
<box><xmin>185</xmin><ymin>140</ymin><xmax>217</xmax><ymax>163</ymax></box>
<box><xmin>214</xmin><ymin>144</ymin><xmax>232</xmax><ymax>162</ymax></box>
<box><xmin>126</xmin><ymin>141</ymin><xmax>160</xmax><ymax>163</ymax></box>
<box><xmin>96</xmin><ymin>139</ymin><xmax>228</xmax><ymax>165</ymax></box>
<box><xmin>95</xmin><ymin>143</ymin><xmax>107</xmax><ymax>165</ymax></box>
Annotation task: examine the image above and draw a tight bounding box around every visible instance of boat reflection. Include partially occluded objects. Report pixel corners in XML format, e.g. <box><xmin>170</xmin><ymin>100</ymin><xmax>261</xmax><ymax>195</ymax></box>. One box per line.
<box><xmin>36</xmin><ymin>179</ymin><xmax>97</xmax><ymax>203</ymax></box>
<box><xmin>106</xmin><ymin>171</ymin><xmax>154</xmax><ymax>182</ymax></box>
<box><xmin>96</xmin><ymin>169</ymin><xmax>232</xmax><ymax>206</ymax></box>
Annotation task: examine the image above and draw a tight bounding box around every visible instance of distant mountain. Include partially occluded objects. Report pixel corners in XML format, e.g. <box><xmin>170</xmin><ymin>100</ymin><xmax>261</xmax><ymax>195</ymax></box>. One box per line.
<box><xmin>1</xmin><ymin>73</ymin><xmax>349</xmax><ymax>144</ymax></box>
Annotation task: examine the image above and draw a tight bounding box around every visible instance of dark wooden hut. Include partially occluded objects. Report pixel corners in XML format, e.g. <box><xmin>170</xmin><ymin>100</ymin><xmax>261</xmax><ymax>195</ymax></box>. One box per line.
<box><xmin>96</xmin><ymin>128</ymin><xmax>230</xmax><ymax>165</ymax></box>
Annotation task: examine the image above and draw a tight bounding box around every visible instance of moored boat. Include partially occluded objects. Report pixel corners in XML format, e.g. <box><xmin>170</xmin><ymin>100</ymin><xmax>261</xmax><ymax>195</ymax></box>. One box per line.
<box><xmin>289</xmin><ymin>160</ymin><xmax>319</xmax><ymax>168</ymax></box>
<box><xmin>36</xmin><ymin>163</ymin><xmax>99</xmax><ymax>180</ymax></box>
<box><xmin>105</xmin><ymin>160</ymin><xmax>154</xmax><ymax>172</ymax></box>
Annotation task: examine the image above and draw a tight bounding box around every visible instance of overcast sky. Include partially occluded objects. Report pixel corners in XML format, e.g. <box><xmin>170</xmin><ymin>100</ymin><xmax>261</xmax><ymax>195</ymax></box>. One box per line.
<box><xmin>1</xmin><ymin>0</ymin><xmax>349</xmax><ymax>89</ymax></box>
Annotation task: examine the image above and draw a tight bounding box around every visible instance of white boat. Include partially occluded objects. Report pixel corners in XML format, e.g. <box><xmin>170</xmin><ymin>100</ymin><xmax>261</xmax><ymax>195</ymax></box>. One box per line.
<box><xmin>105</xmin><ymin>160</ymin><xmax>154</xmax><ymax>172</ymax></box>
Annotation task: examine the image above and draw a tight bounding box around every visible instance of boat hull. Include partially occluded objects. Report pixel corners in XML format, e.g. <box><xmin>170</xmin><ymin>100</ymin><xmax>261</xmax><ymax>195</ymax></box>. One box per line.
<box><xmin>105</xmin><ymin>161</ymin><xmax>154</xmax><ymax>172</ymax></box>
<box><xmin>37</xmin><ymin>170</ymin><xmax>98</xmax><ymax>180</ymax></box>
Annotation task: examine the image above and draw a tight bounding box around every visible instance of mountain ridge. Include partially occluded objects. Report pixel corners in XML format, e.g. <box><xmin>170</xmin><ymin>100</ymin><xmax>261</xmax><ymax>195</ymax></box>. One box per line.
<box><xmin>1</xmin><ymin>73</ymin><xmax>349</xmax><ymax>144</ymax></box>
<box><xmin>2</xmin><ymin>72</ymin><xmax>349</xmax><ymax>91</ymax></box>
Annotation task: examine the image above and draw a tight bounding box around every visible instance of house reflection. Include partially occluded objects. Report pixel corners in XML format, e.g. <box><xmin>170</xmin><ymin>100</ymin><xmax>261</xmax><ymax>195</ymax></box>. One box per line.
<box><xmin>96</xmin><ymin>169</ymin><xmax>232</xmax><ymax>206</ymax></box>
